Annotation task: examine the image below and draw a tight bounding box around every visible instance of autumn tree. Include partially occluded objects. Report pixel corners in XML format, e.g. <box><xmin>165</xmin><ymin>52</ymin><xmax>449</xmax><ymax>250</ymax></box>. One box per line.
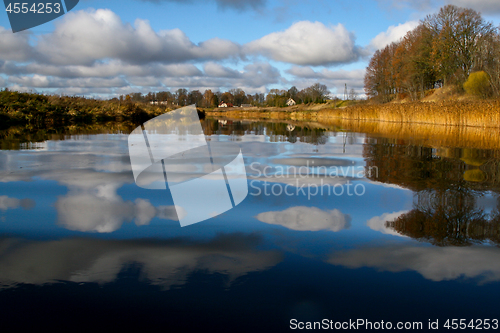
<box><xmin>310</xmin><ymin>83</ymin><xmax>330</xmax><ymax>103</ymax></box>
<box><xmin>364</xmin><ymin>45</ymin><xmax>396</xmax><ymax>101</ymax></box>
<box><xmin>266</xmin><ymin>89</ymin><xmax>287</xmax><ymax>107</ymax></box>
<box><xmin>175</xmin><ymin>88</ymin><xmax>188</xmax><ymax>106</ymax></box>
<box><xmin>220</xmin><ymin>91</ymin><xmax>234</xmax><ymax>105</ymax></box>
<box><xmin>157</xmin><ymin>91</ymin><xmax>173</xmax><ymax>103</ymax></box>
<box><xmin>424</xmin><ymin>5</ymin><xmax>497</xmax><ymax>86</ymax></box>
<box><xmin>288</xmin><ymin>86</ymin><xmax>298</xmax><ymax>101</ymax></box>
<box><xmin>365</xmin><ymin>4</ymin><xmax>499</xmax><ymax>100</ymax></box>
<box><xmin>202</xmin><ymin>89</ymin><xmax>217</xmax><ymax>108</ymax></box>
<box><xmin>231</xmin><ymin>88</ymin><xmax>247</xmax><ymax>106</ymax></box>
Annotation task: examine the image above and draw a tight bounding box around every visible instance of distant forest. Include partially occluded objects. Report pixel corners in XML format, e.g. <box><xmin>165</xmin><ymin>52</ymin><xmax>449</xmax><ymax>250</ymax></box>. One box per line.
<box><xmin>364</xmin><ymin>5</ymin><xmax>500</xmax><ymax>101</ymax></box>
<box><xmin>113</xmin><ymin>82</ymin><xmax>333</xmax><ymax>108</ymax></box>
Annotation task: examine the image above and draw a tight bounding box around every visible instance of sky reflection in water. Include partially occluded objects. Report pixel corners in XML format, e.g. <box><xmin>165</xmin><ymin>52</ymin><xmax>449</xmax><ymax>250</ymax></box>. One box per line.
<box><xmin>1</xmin><ymin>119</ymin><xmax>499</xmax><ymax>330</ymax></box>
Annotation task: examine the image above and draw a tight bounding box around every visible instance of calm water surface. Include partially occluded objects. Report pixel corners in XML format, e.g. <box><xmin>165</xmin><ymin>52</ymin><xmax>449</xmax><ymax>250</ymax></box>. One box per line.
<box><xmin>1</xmin><ymin>119</ymin><xmax>499</xmax><ymax>331</ymax></box>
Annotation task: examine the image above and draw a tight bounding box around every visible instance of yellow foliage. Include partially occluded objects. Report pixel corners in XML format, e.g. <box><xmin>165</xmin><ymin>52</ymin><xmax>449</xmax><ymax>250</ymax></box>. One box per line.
<box><xmin>463</xmin><ymin>169</ymin><xmax>486</xmax><ymax>182</ymax></box>
<box><xmin>463</xmin><ymin>71</ymin><xmax>492</xmax><ymax>98</ymax></box>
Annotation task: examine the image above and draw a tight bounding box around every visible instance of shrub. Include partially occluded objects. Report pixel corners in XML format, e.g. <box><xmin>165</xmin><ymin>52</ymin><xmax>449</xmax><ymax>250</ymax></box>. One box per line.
<box><xmin>463</xmin><ymin>71</ymin><xmax>492</xmax><ymax>99</ymax></box>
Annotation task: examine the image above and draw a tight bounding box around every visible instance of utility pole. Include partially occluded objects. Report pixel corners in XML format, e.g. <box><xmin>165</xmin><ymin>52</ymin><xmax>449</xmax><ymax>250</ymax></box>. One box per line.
<box><xmin>343</xmin><ymin>83</ymin><xmax>348</xmax><ymax>101</ymax></box>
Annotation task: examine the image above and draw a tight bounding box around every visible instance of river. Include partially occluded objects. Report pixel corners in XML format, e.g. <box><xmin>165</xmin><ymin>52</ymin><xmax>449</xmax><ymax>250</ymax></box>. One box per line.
<box><xmin>0</xmin><ymin>117</ymin><xmax>499</xmax><ymax>331</ymax></box>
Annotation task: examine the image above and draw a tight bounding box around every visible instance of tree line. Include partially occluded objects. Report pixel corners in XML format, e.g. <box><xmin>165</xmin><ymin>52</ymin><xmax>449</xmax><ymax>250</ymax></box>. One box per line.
<box><xmin>364</xmin><ymin>5</ymin><xmax>500</xmax><ymax>101</ymax></box>
<box><xmin>115</xmin><ymin>83</ymin><xmax>332</xmax><ymax>108</ymax></box>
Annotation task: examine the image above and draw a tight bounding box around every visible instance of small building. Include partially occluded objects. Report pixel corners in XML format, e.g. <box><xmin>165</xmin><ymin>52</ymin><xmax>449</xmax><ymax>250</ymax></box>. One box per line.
<box><xmin>240</xmin><ymin>104</ymin><xmax>253</xmax><ymax>108</ymax></box>
<box><xmin>286</xmin><ymin>98</ymin><xmax>296</xmax><ymax>106</ymax></box>
<box><xmin>150</xmin><ymin>101</ymin><xmax>169</xmax><ymax>105</ymax></box>
<box><xmin>218</xmin><ymin>102</ymin><xmax>228</xmax><ymax>108</ymax></box>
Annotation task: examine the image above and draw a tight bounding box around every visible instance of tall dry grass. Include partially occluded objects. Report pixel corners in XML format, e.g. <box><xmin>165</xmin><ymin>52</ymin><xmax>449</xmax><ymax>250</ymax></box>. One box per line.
<box><xmin>317</xmin><ymin>100</ymin><xmax>500</xmax><ymax>128</ymax></box>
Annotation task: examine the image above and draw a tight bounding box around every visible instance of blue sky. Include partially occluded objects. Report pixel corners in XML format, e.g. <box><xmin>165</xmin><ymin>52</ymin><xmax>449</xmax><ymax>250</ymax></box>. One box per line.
<box><xmin>1</xmin><ymin>0</ymin><xmax>500</xmax><ymax>97</ymax></box>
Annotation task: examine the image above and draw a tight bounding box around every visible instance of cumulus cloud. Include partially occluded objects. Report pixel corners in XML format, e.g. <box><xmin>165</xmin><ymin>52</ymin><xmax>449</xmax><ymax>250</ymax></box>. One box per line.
<box><xmin>4</xmin><ymin>61</ymin><xmax>203</xmax><ymax>79</ymax></box>
<box><xmin>329</xmin><ymin>245</ymin><xmax>500</xmax><ymax>283</ymax></box>
<box><xmin>286</xmin><ymin>67</ymin><xmax>365</xmax><ymax>83</ymax></box>
<box><xmin>366</xmin><ymin>211</ymin><xmax>409</xmax><ymax>236</ymax></box>
<box><xmin>9</xmin><ymin>75</ymin><xmax>129</xmax><ymax>88</ymax></box>
<box><xmin>369</xmin><ymin>21</ymin><xmax>420</xmax><ymax>51</ymax></box>
<box><xmin>34</xmin><ymin>9</ymin><xmax>241</xmax><ymax>66</ymax></box>
<box><xmin>0</xmin><ymin>27</ymin><xmax>33</xmax><ymax>61</ymax></box>
<box><xmin>0</xmin><ymin>8</ymin><xmax>372</xmax><ymax>95</ymax></box>
<box><xmin>256</xmin><ymin>206</ymin><xmax>351</xmax><ymax>232</ymax></box>
<box><xmin>159</xmin><ymin>62</ymin><xmax>281</xmax><ymax>92</ymax></box>
<box><xmin>245</xmin><ymin>21</ymin><xmax>361</xmax><ymax>66</ymax></box>
<box><xmin>0</xmin><ymin>196</ymin><xmax>35</xmax><ymax>211</ymax></box>
<box><xmin>204</xmin><ymin>62</ymin><xmax>242</xmax><ymax>78</ymax></box>
<box><xmin>1</xmin><ymin>60</ymin><xmax>280</xmax><ymax>94</ymax></box>
<box><xmin>0</xmin><ymin>233</ymin><xmax>282</xmax><ymax>289</ymax></box>
<box><xmin>136</xmin><ymin>0</ymin><xmax>267</xmax><ymax>11</ymax></box>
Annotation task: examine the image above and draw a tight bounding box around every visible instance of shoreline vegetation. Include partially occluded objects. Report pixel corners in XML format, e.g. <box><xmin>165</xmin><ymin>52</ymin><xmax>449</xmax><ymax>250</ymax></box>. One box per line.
<box><xmin>2</xmin><ymin>5</ymin><xmax>500</xmax><ymax>132</ymax></box>
<box><xmin>0</xmin><ymin>89</ymin><xmax>170</xmax><ymax>129</ymax></box>
<box><xmin>4</xmin><ymin>88</ymin><xmax>500</xmax><ymax>129</ymax></box>
<box><xmin>4</xmin><ymin>88</ymin><xmax>500</xmax><ymax>150</ymax></box>
<box><xmin>206</xmin><ymin>98</ymin><xmax>500</xmax><ymax>129</ymax></box>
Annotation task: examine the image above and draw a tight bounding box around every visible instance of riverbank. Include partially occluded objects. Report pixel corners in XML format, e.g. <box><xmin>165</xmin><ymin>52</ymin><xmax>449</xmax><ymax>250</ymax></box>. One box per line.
<box><xmin>206</xmin><ymin>99</ymin><xmax>500</xmax><ymax>128</ymax></box>
<box><xmin>0</xmin><ymin>90</ymin><xmax>168</xmax><ymax>128</ymax></box>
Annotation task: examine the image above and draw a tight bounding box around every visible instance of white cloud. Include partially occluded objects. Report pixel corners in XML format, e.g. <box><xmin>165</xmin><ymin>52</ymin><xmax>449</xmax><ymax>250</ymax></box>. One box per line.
<box><xmin>329</xmin><ymin>245</ymin><xmax>500</xmax><ymax>283</ymax></box>
<box><xmin>286</xmin><ymin>67</ymin><xmax>365</xmax><ymax>82</ymax></box>
<box><xmin>35</xmin><ymin>9</ymin><xmax>241</xmax><ymax>66</ymax></box>
<box><xmin>0</xmin><ymin>8</ymin><xmax>373</xmax><ymax>95</ymax></box>
<box><xmin>9</xmin><ymin>75</ymin><xmax>128</xmax><ymax>88</ymax></box>
<box><xmin>204</xmin><ymin>62</ymin><xmax>242</xmax><ymax>78</ymax></box>
<box><xmin>158</xmin><ymin>62</ymin><xmax>281</xmax><ymax>92</ymax></box>
<box><xmin>7</xmin><ymin>62</ymin><xmax>202</xmax><ymax>79</ymax></box>
<box><xmin>366</xmin><ymin>211</ymin><xmax>409</xmax><ymax>236</ymax></box>
<box><xmin>369</xmin><ymin>20</ymin><xmax>420</xmax><ymax>51</ymax></box>
<box><xmin>256</xmin><ymin>206</ymin><xmax>351</xmax><ymax>231</ymax></box>
<box><xmin>0</xmin><ymin>27</ymin><xmax>33</xmax><ymax>61</ymax></box>
<box><xmin>245</xmin><ymin>21</ymin><xmax>361</xmax><ymax>66</ymax></box>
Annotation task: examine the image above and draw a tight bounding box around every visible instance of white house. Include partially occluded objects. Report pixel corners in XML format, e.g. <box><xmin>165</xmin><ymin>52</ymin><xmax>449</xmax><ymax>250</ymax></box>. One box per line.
<box><xmin>286</xmin><ymin>98</ymin><xmax>296</xmax><ymax>106</ymax></box>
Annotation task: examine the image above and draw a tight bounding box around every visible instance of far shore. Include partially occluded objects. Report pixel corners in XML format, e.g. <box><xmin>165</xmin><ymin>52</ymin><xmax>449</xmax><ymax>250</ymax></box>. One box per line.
<box><xmin>205</xmin><ymin>98</ymin><xmax>500</xmax><ymax>129</ymax></box>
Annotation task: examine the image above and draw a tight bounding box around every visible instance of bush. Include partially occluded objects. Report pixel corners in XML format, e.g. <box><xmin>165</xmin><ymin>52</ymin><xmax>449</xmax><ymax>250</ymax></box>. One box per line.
<box><xmin>463</xmin><ymin>71</ymin><xmax>492</xmax><ymax>99</ymax></box>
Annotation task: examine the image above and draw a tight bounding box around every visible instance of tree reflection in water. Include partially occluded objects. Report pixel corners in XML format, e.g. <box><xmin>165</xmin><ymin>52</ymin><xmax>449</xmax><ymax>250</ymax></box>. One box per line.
<box><xmin>363</xmin><ymin>137</ymin><xmax>500</xmax><ymax>246</ymax></box>
<box><xmin>386</xmin><ymin>186</ymin><xmax>500</xmax><ymax>246</ymax></box>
